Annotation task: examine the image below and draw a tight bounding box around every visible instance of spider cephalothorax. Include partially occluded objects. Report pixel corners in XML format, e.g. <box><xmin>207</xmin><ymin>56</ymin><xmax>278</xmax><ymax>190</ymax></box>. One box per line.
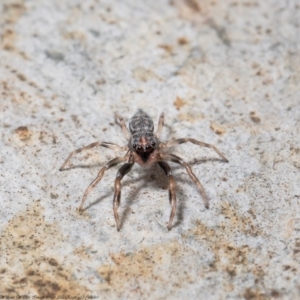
<box><xmin>60</xmin><ymin>109</ymin><xmax>228</xmax><ymax>231</ymax></box>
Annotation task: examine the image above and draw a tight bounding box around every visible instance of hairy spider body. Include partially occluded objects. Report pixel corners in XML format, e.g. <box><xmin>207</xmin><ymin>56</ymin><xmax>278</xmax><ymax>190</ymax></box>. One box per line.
<box><xmin>129</xmin><ymin>110</ymin><xmax>159</xmax><ymax>164</ymax></box>
<box><xmin>60</xmin><ymin>109</ymin><xmax>228</xmax><ymax>231</ymax></box>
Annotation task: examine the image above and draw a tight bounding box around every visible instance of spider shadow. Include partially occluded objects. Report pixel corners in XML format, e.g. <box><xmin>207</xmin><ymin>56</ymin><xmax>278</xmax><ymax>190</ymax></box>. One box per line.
<box><xmin>83</xmin><ymin>192</ymin><xmax>111</xmax><ymax>212</ymax></box>
<box><xmin>68</xmin><ymin>157</ymin><xmax>225</xmax><ymax>229</ymax></box>
<box><xmin>80</xmin><ymin>172</ymin><xmax>160</xmax><ymax>222</ymax></box>
<box><xmin>191</xmin><ymin>157</ymin><xmax>225</xmax><ymax>165</ymax></box>
<box><xmin>118</xmin><ymin>164</ymin><xmax>192</xmax><ymax>231</ymax></box>
<box><xmin>118</xmin><ymin>174</ymin><xmax>150</xmax><ymax>230</ymax></box>
<box><xmin>79</xmin><ymin>170</ymin><xmax>152</xmax><ymax>211</ymax></box>
<box><xmin>60</xmin><ymin>162</ymin><xmax>105</xmax><ymax>171</ymax></box>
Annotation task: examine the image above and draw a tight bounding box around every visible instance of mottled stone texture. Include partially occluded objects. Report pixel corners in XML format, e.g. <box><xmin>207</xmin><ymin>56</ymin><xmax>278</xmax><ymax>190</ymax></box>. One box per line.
<box><xmin>0</xmin><ymin>0</ymin><xmax>299</xmax><ymax>299</ymax></box>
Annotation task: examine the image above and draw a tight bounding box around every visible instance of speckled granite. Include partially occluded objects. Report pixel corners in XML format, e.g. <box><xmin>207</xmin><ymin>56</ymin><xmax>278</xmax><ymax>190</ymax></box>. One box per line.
<box><xmin>0</xmin><ymin>0</ymin><xmax>300</xmax><ymax>299</ymax></box>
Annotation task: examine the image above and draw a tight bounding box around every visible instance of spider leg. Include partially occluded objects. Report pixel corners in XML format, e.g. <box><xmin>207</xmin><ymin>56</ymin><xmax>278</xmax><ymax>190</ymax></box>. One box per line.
<box><xmin>115</xmin><ymin>112</ymin><xmax>130</xmax><ymax>140</ymax></box>
<box><xmin>113</xmin><ymin>162</ymin><xmax>134</xmax><ymax>231</ymax></box>
<box><xmin>158</xmin><ymin>161</ymin><xmax>176</xmax><ymax>230</ymax></box>
<box><xmin>59</xmin><ymin>142</ymin><xmax>126</xmax><ymax>171</ymax></box>
<box><xmin>79</xmin><ymin>156</ymin><xmax>128</xmax><ymax>212</ymax></box>
<box><xmin>165</xmin><ymin>138</ymin><xmax>228</xmax><ymax>162</ymax></box>
<box><xmin>160</xmin><ymin>153</ymin><xmax>209</xmax><ymax>209</ymax></box>
<box><xmin>156</xmin><ymin>112</ymin><xmax>165</xmax><ymax>138</ymax></box>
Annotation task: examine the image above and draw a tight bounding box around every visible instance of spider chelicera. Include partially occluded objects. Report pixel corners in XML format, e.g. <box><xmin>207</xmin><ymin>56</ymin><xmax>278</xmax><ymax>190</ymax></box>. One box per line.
<box><xmin>59</xmin><ymin>109</ymin><xmax>228</xmax><ymax>231</ymax></box>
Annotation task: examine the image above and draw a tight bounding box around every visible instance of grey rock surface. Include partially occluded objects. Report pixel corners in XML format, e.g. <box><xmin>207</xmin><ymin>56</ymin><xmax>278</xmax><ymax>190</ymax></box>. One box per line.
<box><xmin>0</xmin><ymin>0</ymin><xmax>299</xmax><ymax>299</ymax></box>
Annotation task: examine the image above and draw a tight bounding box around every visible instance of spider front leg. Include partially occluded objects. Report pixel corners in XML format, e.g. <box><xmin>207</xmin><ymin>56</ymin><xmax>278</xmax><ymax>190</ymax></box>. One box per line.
<box><xmin>161</xmin><ymin>153</ymin><xmax>209</xmax><ymax>209</ymax></box>
<box><xmin>79</xmin><ymin>156</ymin><xmax>128</xmax><ymax>212</ymax></box>
<box><xmin>59</xmin><ymin>142</ymin><xmax>127</xmax><ymax>171</ymax></box>
<box><xmin>115</xmin><ymin>113</ymin><xmax>130</xmax><ymax>140</ymax></box>
<box><xmin>113</xmin><ymin>162</ymin><xmax>134</xmax><ymax>231</ymax></box>
<box><xmin>165</xmin><ymin>138</ymin><xmax>228</xmax><ymax>162</ymax></box>
<box><xmin>158</xmin><ymin>161</ymin><xmax>176</xmax><ymax>230</ymax></box>
<box><xmin>156</xmin><ymin>112</ymin><xmax>165</xmax><ymax>138</ymax></box>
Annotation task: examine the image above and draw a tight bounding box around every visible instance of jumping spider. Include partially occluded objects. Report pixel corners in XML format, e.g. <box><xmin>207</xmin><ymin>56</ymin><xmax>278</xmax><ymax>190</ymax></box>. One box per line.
<box><xmin>59</xmin><ymin>109</ymin><xmax>228</xmax><ymax>231</ymax></box>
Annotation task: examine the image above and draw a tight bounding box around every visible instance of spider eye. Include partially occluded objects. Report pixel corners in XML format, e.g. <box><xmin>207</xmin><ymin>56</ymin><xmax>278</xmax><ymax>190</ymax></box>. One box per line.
<box><xmin>133</xmin><ymin>143</ymin><xmax>136</xmax><ymax>148</ymax></box>
<box><xmin>151</xmin><ymin>142</ymin><xmax>155</xmax><ymax>147</ymax></box>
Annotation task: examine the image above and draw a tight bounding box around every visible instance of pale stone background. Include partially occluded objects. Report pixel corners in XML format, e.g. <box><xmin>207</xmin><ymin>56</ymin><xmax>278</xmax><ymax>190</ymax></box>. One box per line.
<box><xmin>0</xmin><ymin>0</ymin><xmax>300</xmax><ymax>299</ymax></box>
